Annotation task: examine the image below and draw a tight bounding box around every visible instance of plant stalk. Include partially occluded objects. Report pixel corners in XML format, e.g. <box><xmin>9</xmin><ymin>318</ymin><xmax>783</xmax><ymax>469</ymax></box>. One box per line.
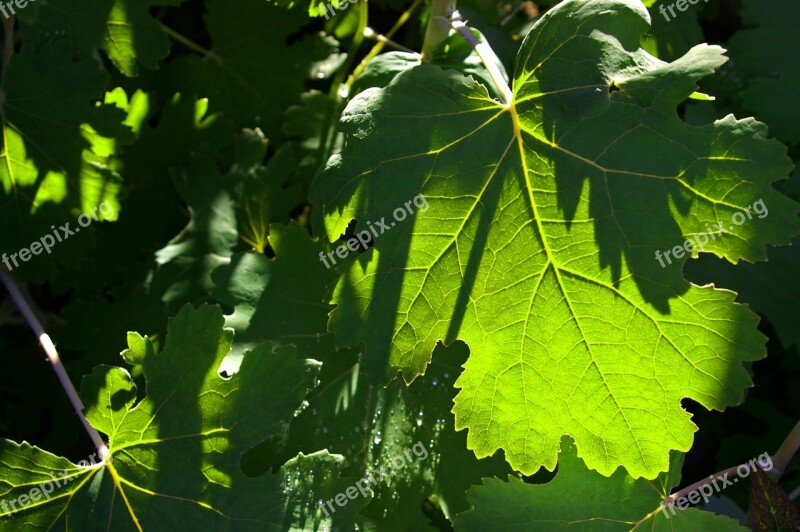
<box><xmin>770</xmin><ymin>420</ymin><xmax>800</xmax><ymax>480</ymax></box>
<box><xmin>421</xmin><ymin>0</ymin><xmax>455</xmax><ymax>62</ymax></box>
<box><xmin>0</xmin><ymin>272</ymin><xmax>111</xmax><ymax>464</ymax></box>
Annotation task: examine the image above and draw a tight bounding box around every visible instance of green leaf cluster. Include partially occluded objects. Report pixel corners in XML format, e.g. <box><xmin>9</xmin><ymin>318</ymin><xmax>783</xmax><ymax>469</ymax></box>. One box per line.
<box><xmin>0</xmin><ymin>0</ymin><xmax>798</xmax><ymax>529</ymax></box>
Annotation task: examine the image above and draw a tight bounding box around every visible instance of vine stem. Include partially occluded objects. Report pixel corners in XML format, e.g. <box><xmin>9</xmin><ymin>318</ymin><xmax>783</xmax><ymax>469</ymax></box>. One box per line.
<box><xmin>0</xmin><ymin>272</ymin><xmax>111</xmax><ymax>464</ymax></box>
<box><xmin>770</xmin><ymin>420</ymin><xmax>800</xmax><ymax>480</ymax></box>
<box><xmin>664</xmin><ymin>419</ymin><xmax>800</xmax><ymax>505</ymax></box>
<box><xmin>421</xmin><ymin>0</ymin><xmax>455</xmax><ymax>62</ymax></box>
<box><xmin>663</xmin><ymin>463</ymin><xmax>742</xmax><ymax>505</ymax></box>
<box><xmin>449</xmin><ymin>10</ymin><xmax>513</xmax><ymax>106</ymax></box>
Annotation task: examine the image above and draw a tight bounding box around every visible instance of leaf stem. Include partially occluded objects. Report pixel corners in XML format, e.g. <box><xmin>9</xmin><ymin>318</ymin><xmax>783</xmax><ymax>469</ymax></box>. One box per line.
<box><xmin>0</xmin><ymin>272</ymin><xmax>111</xmax><ymax>464</ymax></box>
<box><xmin>450</xmin><ymin>10</ymin><xmax>513</xmax><ymax>106</ymax></box>
<box><xmin>159</xmin><ymin>22</ymin><xmax>217</xmax><ymax>60</ymax></box>
<box><xmin>421</xmin><ymin>0</ymin><xmax>455</xmax><ymax>63</ymax></box>
<box><xmin>362</xmin><ymin>27</ymin><xmax>418</xmax><ymax>54</ymax></box>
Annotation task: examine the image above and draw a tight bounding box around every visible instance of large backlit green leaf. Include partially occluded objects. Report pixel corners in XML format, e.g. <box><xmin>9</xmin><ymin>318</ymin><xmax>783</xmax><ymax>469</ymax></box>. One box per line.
<box><xmin>310</xmin><ymin>0</ymin><xmax>800</xmax><ymax>479</ymax></box>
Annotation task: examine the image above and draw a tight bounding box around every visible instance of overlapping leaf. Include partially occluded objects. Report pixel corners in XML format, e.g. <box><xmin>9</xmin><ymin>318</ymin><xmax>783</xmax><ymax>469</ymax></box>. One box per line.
<box><xmin>0</xmin><ymin>304</ymin><xmax>328</xmax><ymax>528</ymax></box>
<box><xmin>310</xmin><ymin>0</ymin><xmax>800</xmax><ymax>478</ymax></box>
<box><xmin>454</xmin><ymin>438</ymin><xmax>747</xmax><ymax>531</ymax></box>
<box><xmin>727</xmin><ymin>0</ymin><xmax>800</xmax><ymax>145</ymax></box>
<box><xmin>211</xmin><ymin>224</ymin><xmax>512</xmax><ymax>528</ymax></box>
<box><xmin>0</xmin><ymin>44</ymin><xmax>125</xmax><ymax>281</ymax></box>
<box><xmin>161</xmin><ymin>0</ymin><xmax>342</xmax><ymax>137</ymax></box>
<box><xmin>19</xmin><ymin>0</ymin><xmax>184</xmax><ymax>76</ymax></box>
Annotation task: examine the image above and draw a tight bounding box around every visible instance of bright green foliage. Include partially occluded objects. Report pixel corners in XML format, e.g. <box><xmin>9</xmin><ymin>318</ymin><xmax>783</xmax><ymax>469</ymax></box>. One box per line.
<box><xmin>212</xmin><ymin>223</ymin><xmax>512</xmax><ymax>528</ymax></box>
<box><xmin>311</xmin><ymin>0</ymin><xmax>800</xmax><ymax>478</ymax></box>
<box><xmin>455</xmin><ymin>438</ymin><xmax>747</xmax><ymax>530</ymax></box>
<box><xmin>2</xmin><ymin>0</ymin><xmax>798</xmax><ymax>528</ymax></box>
<box><xmin>686</xmin><ymin>244</ymin><xmax>800</xmax><ymax>349</ymax></box>
<box><xmin>19</xmin><ymin>0</ymin><xmax>183</xmax><ymax>76</ymax></box>
<box><xmin>0</xmin><ymin>304</ymin><xmax>326</xmax><ymax>528</ymax></box>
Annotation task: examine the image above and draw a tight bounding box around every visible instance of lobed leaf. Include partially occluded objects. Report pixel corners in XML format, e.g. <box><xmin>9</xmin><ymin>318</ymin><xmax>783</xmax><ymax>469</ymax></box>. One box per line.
<box><xmin>310</xmin><ymin>0</ymin><xmax>800</xmax><ymax>478</ymax></box>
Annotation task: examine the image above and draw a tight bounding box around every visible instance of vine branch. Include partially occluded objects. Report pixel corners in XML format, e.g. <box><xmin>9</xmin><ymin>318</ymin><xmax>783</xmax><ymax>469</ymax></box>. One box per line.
<box><xmin>664</xmin><ymin>419</ymin><xmax>800</xmax><ymax>505</ymax></box>
<box><xmin>770</xmin><ymin>420</ymin><xmax>800</xmax><ymax>480</ymax></box>
<box><xmin>0</xmin><ymin>272</ymin><xmax>111</xmax><ymax>464</ymax></box>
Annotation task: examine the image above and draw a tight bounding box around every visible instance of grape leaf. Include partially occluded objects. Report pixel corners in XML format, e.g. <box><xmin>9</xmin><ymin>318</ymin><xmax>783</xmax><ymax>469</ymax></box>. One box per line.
<box><xmin>685</xmin><ymin>242</ymin><xmax>800</xmax><ymax>349</ymax></box>
<box><xmin>642</xmin><ymin>1</ymin><xmax>704</xmax><ymax>62</ymax></box>
<box><xmin>310</xmin><ymin>0</ymin><xmax>800</xmax><ymax>478</ymax></box>
<box><xmin>727</xmin><ymin>0</ymin><xmax>800</xmax><ymax>145</ymax></box>
<box><xmin>155</xmin><ymin>129</ymin><xmax>292</xmax><ymax>307</ymax></box>
<box><xmin>748</xmin><ymin>469</ymin><xmax>800</xmax><ymax>531</ymax></box>
<box><xmin>454</xmin><ymin>438</ymin><xmax>747</xmax><ymax>531</ymax></box>
<box><xmin>0</xmin><ymin>304</ymin><xmax>327</xmax><ymax>528</ymax></box>
<box><xmin>19</xmin><ymin>0</ymin><xmax>184</xmax><ymax>77</ymax></box>
<box><xmin>211</xmin><ymin>222</ymin><xmax>337</xmax><ymax>365</ymax></box>
<box><xmin>51</xmin><ymin>90</ymin><xmax>232</xmax><ymax>297</ymax></box>
<box><xmin>211</xmin><ymin>225</ymin><xmax>512</xmax><ymax>528</ymax></box>
<box><xmin>280</xmin><ymin>91</ymin><xmax>340</xmax><ymax>200</ymax></box>
<box><xmin>0</xmin><ymin>43</ymin><xmax>124</xmax><ymax>281</ymax></box>
<box><xmin>161</xmin><ymin>0</ymin><xmax>342</xmax><ymax>137</ymax></box>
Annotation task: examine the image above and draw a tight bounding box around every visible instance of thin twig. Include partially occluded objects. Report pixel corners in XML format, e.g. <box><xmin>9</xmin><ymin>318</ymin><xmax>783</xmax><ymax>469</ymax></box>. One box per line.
<box><xmin>344</xmin><ymin>0</ymin><xmax>424</xmax><ymax>88</ymax></box>
<box><xmin>159</xmin><ymin>22</ymin><xmax>218</xmax><ymax>60</ymax></box>
<box><xmin>363</xmin><ymin>27</ymin><xmax>418</xmax><ymax>55</ymax></box>
<box><xmin>664</xmin><ymin>420</ymin><xmax>800</xmax><ymax>505</ymax></box>
<box><xmin>0</xmin><ymin>272</ymin><xmax>111</xmax><ymax>464</ymax></box>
